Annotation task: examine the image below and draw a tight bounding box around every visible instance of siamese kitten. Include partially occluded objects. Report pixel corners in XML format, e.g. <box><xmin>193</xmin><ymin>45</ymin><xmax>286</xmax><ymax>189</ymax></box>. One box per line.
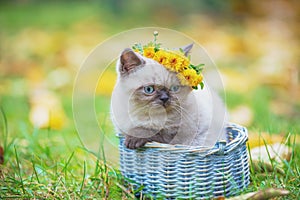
<box><xmin>111</xmin><ymin>45</ymin><xmax>227</xmax><ymax>149</ymax></box>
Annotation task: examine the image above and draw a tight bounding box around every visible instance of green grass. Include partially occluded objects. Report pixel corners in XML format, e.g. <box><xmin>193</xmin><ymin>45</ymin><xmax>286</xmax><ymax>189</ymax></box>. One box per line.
<box><xmin>0</xmin><ymin>106</ymin><xmax>131</xmax><ymax>199</ymax></box>
<box><xmin>1</xmin><ymin>89</ymin><xmax>300</xmax><ymax>199</ymax></box>
<box><xmin>0</xmin><ymin>87</ymin><xmax>128</xmax><ymax>198</ymax></box>
<box><xmin>247</xmin><ymin>137</ymin><xmax>300</xmax><ymax>199</ymax></box>
<box><xmin>0</xmin><ymin>2</ymin><xmax>100</xmax><ymax>32</ymax></box>
<box><xmin>225</xmin><ymin>87</ymin><xmax>300</xmax><ymax>134</ymax></box>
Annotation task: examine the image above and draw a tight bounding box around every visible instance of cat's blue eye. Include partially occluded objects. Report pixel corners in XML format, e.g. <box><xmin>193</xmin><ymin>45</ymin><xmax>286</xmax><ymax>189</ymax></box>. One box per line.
<box><xmin>143</xmin><ymin>86</ymin><xmax>155</xmax><ymax>94</ymax></box>
<box><xmin>170</xmin><ymin>85</ymin><xmax>180</xmax><ymax>92</ymax></box>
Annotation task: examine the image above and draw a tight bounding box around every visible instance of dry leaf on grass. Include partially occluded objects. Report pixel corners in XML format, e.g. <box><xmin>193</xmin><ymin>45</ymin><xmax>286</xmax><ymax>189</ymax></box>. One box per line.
<box><xmin>248</xmin><ymin>188</ymin><xmax>289</xmax><ymax>200</ymax></box>
<box><xmin>247</xmin><ymin>131</ymin><xmax>288</xmax><ymax>148</ymax></box>
<box><xmin>250</xmin><ymin>143</ymin><xmax>292</xmax><ymax>164</ymax></box>
<box><xmin>227</xmin><ymin>188</ymin><xmax>289</xmax><ymax>200</ymax></box>
<box><xmin>29</xmin><ymin>89</ymin><xmax>67</xmax><ymax>130</ymax></box>
<box><xmin>213</xmin><ymin>197</ymin><xmax>225</xmax><ymax>200</ymax></box>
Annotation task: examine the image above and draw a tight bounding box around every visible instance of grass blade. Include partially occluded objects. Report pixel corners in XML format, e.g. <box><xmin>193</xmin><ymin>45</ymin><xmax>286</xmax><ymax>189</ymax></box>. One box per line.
<box><xmin>79</xmin><ymin>161</ymin><xmax>86</xmax><ymax>196</ymax></box>
<box><xmin>0</xmin><ymin>107</ymin><xmax>8</xmax><ymax>150</ymax></box>
<box><xmin>14</xmin><ymin>146</ymin><xmax>26</xmax><ymax>195</ymax></box>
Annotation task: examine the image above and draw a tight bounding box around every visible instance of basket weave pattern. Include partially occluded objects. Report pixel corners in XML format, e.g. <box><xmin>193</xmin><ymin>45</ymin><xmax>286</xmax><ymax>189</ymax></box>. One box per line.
<box><xmin>119</xmin><ymin>123</ymin><xmax>250</xmax><ymax>199</ymax></box>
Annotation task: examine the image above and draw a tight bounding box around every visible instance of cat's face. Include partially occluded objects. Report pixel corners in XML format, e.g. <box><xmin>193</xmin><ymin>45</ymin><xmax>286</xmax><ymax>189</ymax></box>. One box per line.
<box><xmin>112</xmin><ymin>48</ymin><xmax>192</xmax><ymax>131</ymax></box>
<box><xmin>129</xmin><ymin>74</ymin><xmax>191</xmax><ymax>117</ymax></box>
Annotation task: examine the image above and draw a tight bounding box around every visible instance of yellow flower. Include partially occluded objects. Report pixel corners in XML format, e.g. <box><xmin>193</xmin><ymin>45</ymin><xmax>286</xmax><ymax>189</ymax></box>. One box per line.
<box><xmin>151</xmin><ymin>50</ymin><xmax>190</xmax><ymax>73</ymax></box>
<box><xmin>153</xmin><ymin>50</ymin><xmax>170</xmax><ymax>69</ymax></box>
<box><xmin>181</xmin><ymin>57</ymin><xmax>190</xmax><ymax>69</ymax></box>
<box><xmin>166</xmin><ymin>51</ymin><xmax>189</xmax><ymax>72</ymax></box>
<box><xmin>136</xmin><ymin>43</ymin><xmax>203</xmax><ymax>89</ymax></box>
<box><xmin>168</xmin><ymin>53</ymin><xmax>180</xmax><ymax>69</ymax></box>
<box><xmin>177</xmin><ymin>73</ymin><xmax>189</xmax><ymax>86</ymax></box>
<box><xmin>143</xmin><ymin>47</ymin><xmax>155</xmax><ymax>58</ymax></box>
<box><xmin>178</xmin><ymin>68</ymin><xmax>203</xmax><ymax>87</ymax></box>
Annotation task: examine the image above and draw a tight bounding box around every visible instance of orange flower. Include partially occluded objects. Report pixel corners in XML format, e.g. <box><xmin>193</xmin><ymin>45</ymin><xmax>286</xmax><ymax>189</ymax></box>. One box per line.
<box><xmin>153</xmin><ymin>50</ymin><xmax>170</xmax><ymax>68</ymax></box>
<box><xmin>143</xmin><ymin>47</ymin><xmax>155</xmax><ymax>58</ymax></box>
<box><xmin>178</xmin><ymin>68</ymin><xmax>203</xmax><ymax>87</ymax></box>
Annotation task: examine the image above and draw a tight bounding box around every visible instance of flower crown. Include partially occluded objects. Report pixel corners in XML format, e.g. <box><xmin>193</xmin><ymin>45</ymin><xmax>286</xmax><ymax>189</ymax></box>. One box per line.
<box><xmin>132</xmin><ymin>31</ymin><xmax>204</xmax><ymax>90</ymax></box>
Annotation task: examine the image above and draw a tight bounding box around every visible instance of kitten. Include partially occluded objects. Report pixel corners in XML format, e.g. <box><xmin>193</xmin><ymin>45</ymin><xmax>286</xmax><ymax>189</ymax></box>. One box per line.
<box><xmin>111</xmin><ymin>45</ymin><xmax>227</xmax><ymax>149</ymax></box>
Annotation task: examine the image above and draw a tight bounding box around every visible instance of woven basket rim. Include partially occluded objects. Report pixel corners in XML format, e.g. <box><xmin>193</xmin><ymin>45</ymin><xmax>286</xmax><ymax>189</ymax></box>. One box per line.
<box><xmin>117</xmin><ymin>123</ymin><xmax>247</xmax><ymax>154</ymax></box>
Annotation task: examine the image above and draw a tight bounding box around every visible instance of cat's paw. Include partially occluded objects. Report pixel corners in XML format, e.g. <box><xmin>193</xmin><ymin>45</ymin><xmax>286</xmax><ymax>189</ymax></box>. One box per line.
<box><xmin>124</xmin><ymin>136</ymin><xmax>148</xmax><ymax>149</ymax></box>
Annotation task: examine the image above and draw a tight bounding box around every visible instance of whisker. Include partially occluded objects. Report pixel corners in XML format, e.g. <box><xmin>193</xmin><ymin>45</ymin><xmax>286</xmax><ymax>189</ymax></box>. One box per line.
<box><xmin>171</xmin><ymin>104</ymin><xmax>194</xmax><ymax>123</ymax></box>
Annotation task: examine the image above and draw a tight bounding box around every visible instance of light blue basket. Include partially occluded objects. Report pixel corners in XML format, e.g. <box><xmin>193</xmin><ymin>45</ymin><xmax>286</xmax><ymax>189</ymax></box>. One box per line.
<box><xmin>119</xmin><ymin>123</ymin><xmax>250</xmax><ymax>199</ymax></box>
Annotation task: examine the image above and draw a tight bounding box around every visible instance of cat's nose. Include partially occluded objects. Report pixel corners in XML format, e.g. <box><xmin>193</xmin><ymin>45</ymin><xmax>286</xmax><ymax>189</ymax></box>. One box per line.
<box><xmin>159</xmin><ymin>92</ymin><xmax>169</xmax><ymax>103</ymax></box>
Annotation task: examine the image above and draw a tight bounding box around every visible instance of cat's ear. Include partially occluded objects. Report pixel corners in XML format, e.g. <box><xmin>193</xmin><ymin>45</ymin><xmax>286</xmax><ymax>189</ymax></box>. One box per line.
<box><xmin>181</xmin><ymin>43</ymin><xmax>193</xmax><ymax>56</ymax></box>
<box><xmin>118</xmin><ymin>48</ymin><xmax>144</xmax><ymax>76</ymax></box>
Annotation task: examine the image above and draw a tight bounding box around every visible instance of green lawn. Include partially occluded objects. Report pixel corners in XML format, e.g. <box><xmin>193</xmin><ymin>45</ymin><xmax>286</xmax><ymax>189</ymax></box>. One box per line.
<box><xmin>1</xmin><ymin>89</ymin><xmax>299</xmax><ymax>199</ymax></box>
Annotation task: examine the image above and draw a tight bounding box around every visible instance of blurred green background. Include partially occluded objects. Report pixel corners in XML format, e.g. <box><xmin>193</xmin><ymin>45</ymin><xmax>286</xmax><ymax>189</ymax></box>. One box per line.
<box><xmin>0</xmin><ymin>0</ymin><xmax>300</xmax><ymax>198</ymax></box>
<box><xmin>1</xmin><ymin>0</ymin><xmax>299</xmax><ymax>136</ymax></box>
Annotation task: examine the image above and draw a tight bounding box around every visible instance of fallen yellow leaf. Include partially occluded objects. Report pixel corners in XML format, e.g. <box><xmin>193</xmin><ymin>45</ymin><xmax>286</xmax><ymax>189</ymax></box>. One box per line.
<box><xmin>29</xmin><ymin>89</ymin><xmax>67</xmax><ymax>130</ymax></box>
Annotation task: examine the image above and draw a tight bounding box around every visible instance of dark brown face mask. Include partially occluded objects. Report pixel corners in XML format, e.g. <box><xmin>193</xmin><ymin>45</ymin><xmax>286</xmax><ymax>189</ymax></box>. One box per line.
<box><xmin>157</xmin><ymin>89</ymin><xmax>169</xmax><ymax>105</ymax></box>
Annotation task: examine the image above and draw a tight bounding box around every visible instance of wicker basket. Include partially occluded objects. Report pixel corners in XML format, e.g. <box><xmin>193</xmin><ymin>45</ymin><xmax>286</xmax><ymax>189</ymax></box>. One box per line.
<box><xmin>119</xmin><ymin>123</ymin><xmax>250</xmax><ymax>199</ymax></box>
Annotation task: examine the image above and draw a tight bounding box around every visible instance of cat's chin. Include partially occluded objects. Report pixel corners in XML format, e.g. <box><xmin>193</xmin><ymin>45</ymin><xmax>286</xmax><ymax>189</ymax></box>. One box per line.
<box><xmin>152</xmin><ymin>102</ymin><xmax>172</xmax><ymax>109</ymax></box>
<box><xmin>150</xmin><ymin>105</ymin><xmax>173</xmax><ymax>114</ymax></box>
<box><xmin>148</xmin><ymin>106</ymin><xmax>167</xmax><ymax>116</ymax></box>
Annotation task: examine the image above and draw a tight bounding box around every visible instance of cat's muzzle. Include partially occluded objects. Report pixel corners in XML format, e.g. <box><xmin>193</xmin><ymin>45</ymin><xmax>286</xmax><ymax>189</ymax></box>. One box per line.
<box><xmin>158</xmin><ymin>90</ymin><xmax>169</xmax><ymax>106</ymax></box>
